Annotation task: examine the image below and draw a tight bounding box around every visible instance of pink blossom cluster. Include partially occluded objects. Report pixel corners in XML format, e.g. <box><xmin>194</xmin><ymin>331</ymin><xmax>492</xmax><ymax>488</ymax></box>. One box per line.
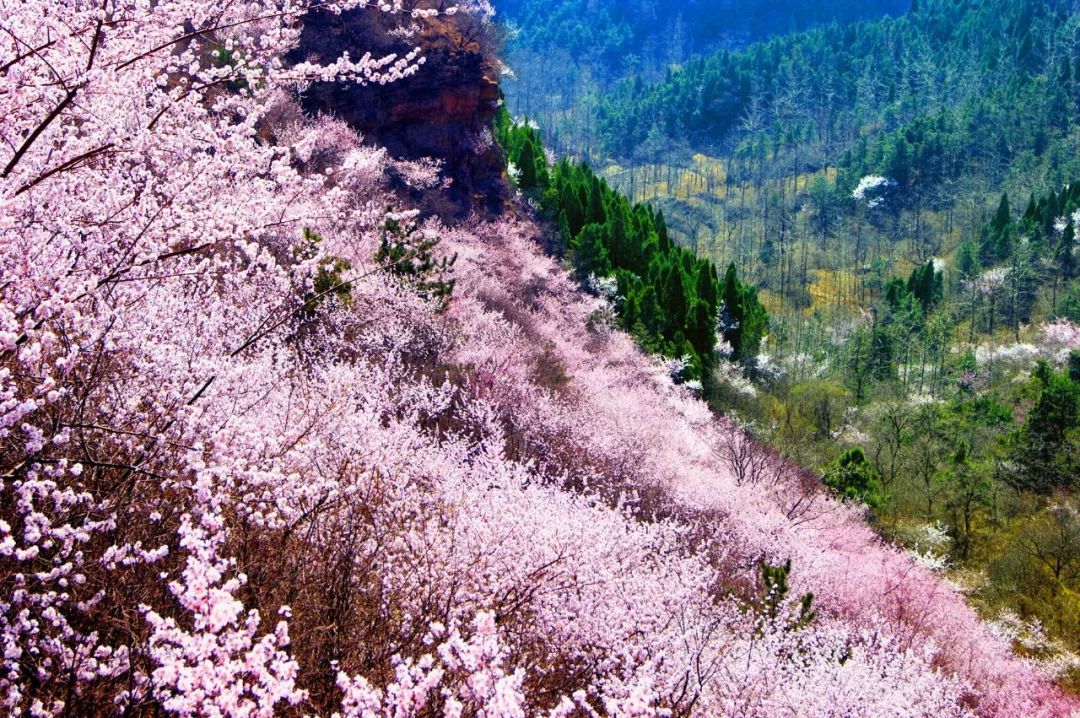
<box><xmin>1042</xmin><ymin>319</ymin><xmax>1080</xmax><ymax>364</ymax></box>
<box><xmin>1</xmin><ymin>2</ymin><xmax>1078</xmax><ymax>717</ymax></box>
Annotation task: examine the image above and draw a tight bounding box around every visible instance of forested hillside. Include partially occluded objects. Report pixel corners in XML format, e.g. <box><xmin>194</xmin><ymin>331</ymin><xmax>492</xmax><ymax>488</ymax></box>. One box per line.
<box><xmin>497</xmin><ymin>108</ymin><xmax>768</xmax><ymax>381</ymax></box>
<box><xmin>4</xmin><ymin>1</ymin><xmax>1080</xmax><ymax>716</ymax></box>
<box><xmin>498</xmin><ymin>0</ymin><xmax>906</xmax><ymax>155</ymax></box>
<box><xmin>499</xmin><ymin>0</ymin><xmax>907</xmax><ymax>70</ymax></box>
<box><xmin>499</xmin><ymin>0</ymin><xmax>1080</xmax><ymax>675</ymax></box>
<box><xmin>592</xmin><ymin>0</ymin><xmax>1080</xmax><ymax>274</ymax></box>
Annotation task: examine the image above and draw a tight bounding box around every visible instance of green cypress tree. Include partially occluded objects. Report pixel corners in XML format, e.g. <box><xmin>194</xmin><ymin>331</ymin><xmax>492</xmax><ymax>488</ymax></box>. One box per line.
<box><xmin>992</xmin><ymin>193</ymin><xmax>1011</xmax><ymax>236</ymax></box>
<box><xmin>720</xmin><ymin>263</ymin><xmax>768</xmax><ymax>363</ymax></box>
<box><xmin>696</xmin><ymin>262</ymin><xmax>720</xmax><ymax>312</ymax></box>
<box><xmin>823</xmin><ymin>447</ymin><xmax>885</xmax><ymax>509</ymax></box>
<box><xmin>516</xmin><ymin>136</ymin><xmax>539</xmax><ymax>189</ymax></box>
<box><xmin>639</xmin><ymin>285</ymin><xmax>662</xmax><ymax>334</ymax></box>
<box><xmin>656</xmin><ymin>211</ymin><xmax>672</xmax><ymax>252</ymax></box>
<box><xmin>721</xmin><ymin>263</ymin><xmax>744</xmax><ymax>357</ymax></box>
<box><xmin>608</xmin><ymin>202</ymin><xmax>631</xmax><ymax>267</ymax></box>
<box><xmin>957</xmin><ymin>239</ymin><xmax>980</xmax><ymax>278</ymax></box>
<box><xmin>886</xmin><ymin>136</ymin><xmax>912</xmax><ymax>188</ymax></box>
<box><xmin>983</xmin><ymin>193</ymin><xmax>1014</xmax><ymax>263</ymax></box>
<box><xmin>1060</xmin><ymin>284</ymin><xmax>1080</xmax><ymax>322</ymax></box>
<box><xmin>623</xmin><ymin>286</ymin><xmax>642</xmax><ymax>331</ymax></box>
<box><xmin>686</xmin><ymin>299</ymin><xmax>716</xmax><ymax>361</ymax></box>
<box><xmin>1058</xmin><ymin>220</ymin><xmax>1077</xmax><ymax>280</ymax></box>
<box><xmin>587</xmin><ymin>176</ymin><xmax>606</xmax><ymax>226</ymax></box>
<box><xmin>1044</xmin><ymin>192</ymin><xmax>1062</xmax><ymax>237</ymax></box>
<box><xmin>906</xmin><ymin>261</ymin><xmax>943</xmax><ymax>313</ymax></box>
<box><xmin>1023</xmin><ymin>194</ymin><xmax>1038</xmax><ymax>222</ymax></box>
<box><xmin>1010</xmin><ymin>361</ymin><xmax>1080</xmax><ymax>492</ymax></box>
<box><xmin>570</xmin><ymin>224</ymin><xmax>612</xmax><ymax>281</ymax></box>
<box><xmin>661</xmin><ymin>264</ymin><xmax>690</xmax><ymax>338</ymax></box>
<box><xmin>562</xmin><ymin>183</ymin><xmax>585</xmax><ymax>237</ymax></box>
<box><xmin>557</xmin><ymin>210</ymin><xmax>573</xmax><ymax>253</ymax></box>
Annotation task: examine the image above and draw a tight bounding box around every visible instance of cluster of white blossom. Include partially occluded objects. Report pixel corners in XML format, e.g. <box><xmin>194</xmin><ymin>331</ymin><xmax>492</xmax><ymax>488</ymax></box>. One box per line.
<box><xmin>852</xmin><ymin>175</ymin><xmax>897</xmax><ymax>208</ymax></box>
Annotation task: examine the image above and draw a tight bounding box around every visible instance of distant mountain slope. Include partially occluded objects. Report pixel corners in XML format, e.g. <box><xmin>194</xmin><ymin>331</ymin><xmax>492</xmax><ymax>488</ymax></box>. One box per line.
<box><xmin>595</xmin><ymin>0</ymin><xmax>1074</xmax><ymax>162</ymax></box>
<box><xmin>495</xmin><ymin>0</ymin><xmax>907</xmax><ymax>154</ymax></box>
<box><xmin>497</xmin><ymin>0</ymin><xmax>908</xmax><ymax>75</ymax></box>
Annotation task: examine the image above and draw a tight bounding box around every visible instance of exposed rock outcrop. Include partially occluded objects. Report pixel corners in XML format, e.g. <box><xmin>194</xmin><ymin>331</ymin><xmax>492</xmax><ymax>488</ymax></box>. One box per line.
<box><xmin>290</xmin><ymin>8</ymin><xmax>506</xmax><ymax>216</ymax></box>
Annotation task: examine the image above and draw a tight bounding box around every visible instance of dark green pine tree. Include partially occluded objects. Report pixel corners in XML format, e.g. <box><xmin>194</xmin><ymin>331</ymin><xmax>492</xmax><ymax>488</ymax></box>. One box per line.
<box><xmin>376</xmin><ymin>216</ymin><xmax>457</xmax><ymax>310</ymax></box>
<box><xmin>516</xmin><ymin>136</ymin><xmax>540</xmax><ymax>189</ymax></box>
<box><xmin>760</xmin><ymin>560</ymin><xmax>816</xmax><ymax>630</ymax></box>
<box><xmin>1058</xmin><ymin>220</ymin><xmax>1077</xmax><ymax>280</ymax></box>
<box><xmin>906</xmin><ymin>260</ymin><xmax>943</xmax><ymax>313</ymax></box>
<box><xmin>822</xmin><ymin>447</ymin><xmax>886</xmax><ymax>509</ymax></box>
<box><xmin>661</xmin><ymin>264</ymin><xmax>690</xmax><ymax>338</ymax></box>
<box><xmin>983</xmin><ymin>193</ymin><xmax>1012</xmax><ymax>265</ymax></box>
<box><xmin>570</xmin><ymin>224</ymin><xmax>612</xmax><ymax>281</ymax></box>
<box><xmin>1010</xmin><ymin>361</ymin><xmax>1080</xmax><ymax>493</ymax></box>
<box><xmin>297</xmin><ymin>228</ymin><xmax>354</xmax><ymax>317</ymax></box>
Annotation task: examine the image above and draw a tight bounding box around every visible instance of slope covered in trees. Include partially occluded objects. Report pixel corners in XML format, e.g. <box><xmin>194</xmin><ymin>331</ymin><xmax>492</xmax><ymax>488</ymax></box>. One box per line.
<box><xmin>497</xmin><ymin>110</ymin><xmax>768</xmax><ymax>380</ymax></box>
<box><xmin>596</xmin><ymin>0</ymin><xmax>1078</xmax><ymax>163</ymax></box>
<box><xmin>533</xmin><ymin>0</ymin><xmax>1080</xmax><ymax>666</ymax></box>
<box><xmin>499</xmin><ymin>0</ymin><xmax>907</xmax><ymax>73</ymax></box>
<box><xmin>496</xmin><ymin>0</ymin><xmax>906</xmax><ymax>156</ymax></box>
<box><xmin>2</xmin><ymin>1</ymin><xmax>1079</xmax><ymax>717</ymax></box>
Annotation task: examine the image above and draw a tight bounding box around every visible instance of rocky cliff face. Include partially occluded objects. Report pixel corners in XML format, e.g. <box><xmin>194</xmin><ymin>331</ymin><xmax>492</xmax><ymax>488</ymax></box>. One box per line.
<box><xmin>290</xmin><ymin>8</ymin><xmax>506</xmax><ymax>216</ymax></box>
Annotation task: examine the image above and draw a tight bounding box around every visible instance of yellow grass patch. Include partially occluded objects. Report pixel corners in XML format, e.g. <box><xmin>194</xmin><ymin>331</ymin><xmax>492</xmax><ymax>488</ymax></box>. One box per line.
<box><xmin>807</xmin><ymin>269</ymin><xmax>863</xmax><ymax>313</ymax></box>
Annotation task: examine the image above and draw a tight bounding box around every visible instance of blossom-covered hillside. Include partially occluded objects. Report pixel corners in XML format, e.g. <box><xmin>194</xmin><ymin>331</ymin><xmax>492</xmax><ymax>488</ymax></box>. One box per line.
<box><xmin>0</xmin><ymin>2</ymin><xmax>1076</xmax><ymax>716</ymax></box>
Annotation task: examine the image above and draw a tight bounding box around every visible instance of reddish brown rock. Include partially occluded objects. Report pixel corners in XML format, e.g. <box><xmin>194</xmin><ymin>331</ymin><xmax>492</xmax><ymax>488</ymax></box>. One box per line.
<box><xmin>290</xmin><ymin>8</ymin><xmax>507</xmax><ymax>216</ymax></box>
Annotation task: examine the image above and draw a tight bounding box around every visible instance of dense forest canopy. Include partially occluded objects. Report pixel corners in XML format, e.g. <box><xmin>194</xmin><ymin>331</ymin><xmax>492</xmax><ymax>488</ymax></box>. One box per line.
<box><xmin>596</xmin><ymin>0</ymin><xmax>1078</xmax><ymax>163</ymax></box>
<box><xmin>496</xmin><ymin>0</ymin><xmax>907</xmax><ymax>154</ymax></box>
<box><xmin>498</xmin><ymin>0</ymin><xmax>907</xmax><ymax>72</ymax></box>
